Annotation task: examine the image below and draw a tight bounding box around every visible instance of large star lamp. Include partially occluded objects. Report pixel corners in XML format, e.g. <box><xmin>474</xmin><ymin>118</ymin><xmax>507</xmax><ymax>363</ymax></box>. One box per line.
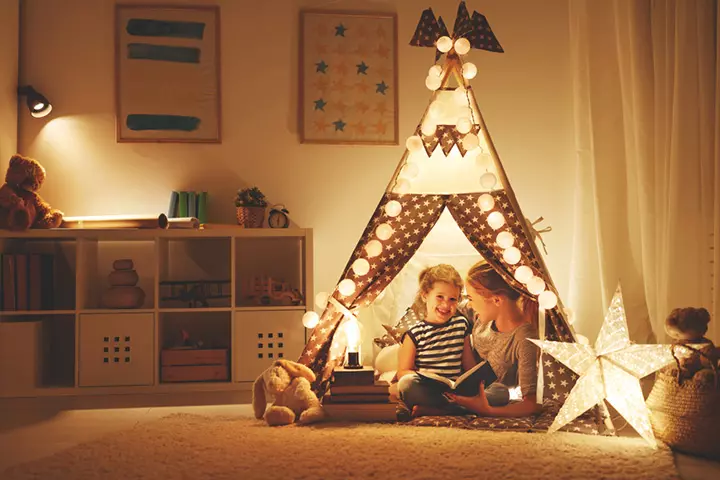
<box><xmin>530</xmin><ymin>285</ymin><xmax>675</xmax><ymax>447</ymax></box>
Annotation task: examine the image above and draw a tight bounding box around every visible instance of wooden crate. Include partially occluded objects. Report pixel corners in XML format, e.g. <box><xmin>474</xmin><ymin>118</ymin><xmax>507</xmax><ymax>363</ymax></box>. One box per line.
<box><xmin>161</xmin><ymin>364</ymin><xmax>228</xmax><ymax>382</ymax></box>
<box><xmin>160</xmin><ymin>348</ymin><xmax>228</xmax><ymax>382</ymax></box>
<box><xmin>161</xmin><ymin>348</ymin><xmax>228</xmax><ymax>366</ymax></box>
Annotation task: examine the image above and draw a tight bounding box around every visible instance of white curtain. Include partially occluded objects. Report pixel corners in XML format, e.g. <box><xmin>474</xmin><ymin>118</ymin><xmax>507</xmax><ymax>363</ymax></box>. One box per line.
<box><xmin>568</xmin><ymin>0</ymin><xmax>719</xmax><ymax>344</ymax></box>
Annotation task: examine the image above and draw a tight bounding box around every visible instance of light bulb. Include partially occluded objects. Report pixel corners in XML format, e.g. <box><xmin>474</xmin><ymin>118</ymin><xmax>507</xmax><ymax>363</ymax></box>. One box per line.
<box><xmin>514</xmin><ymin>265</ymin><xmax>533</xmax><ymax>284</ymax></box>
<box><xmin>462</xmin><ymin>62</ymin><xmax>478</xmax><ymax>79</ymax></box>
<box><xmin>385</xmin><ymin>200</ymin><xmax>402</xmax><ymax>217</ymax></box>
<box><xmin>437</xmin><ymin>36</ymin><xmax>453</xmax><ymax>53</ymax></box>
<box><xmin>315</xmin><ymin>291</ymin><xmax>330</xmax><ymax>309</ymax></box>
<box><xmin>338</xmin><ymin>279</ymin><xmax>356</xmax><ymax>297</ymax></box>
<box><xmin>403</xmin><ymin>162</ymin><xmax>420</xmax><ymax>179</ymax></box>
<box><xmin>421</xmin><ymin>121</ymin><xmax>437</xmax><ymax>136</ymax></box>
<box><xmin>462</xmin><ymin>133</ymin><xmax>479</xmax><ymax>150</ymax></box>
<box><xmin>539</xmin><ymin>290</ymin><xmax>558</xmax><ymax>309</ymax></box>
<box><xmin>425</xmin><ymin>75</ymin><xmax>442</xmax><ymax>91</ymax></box>
<box><xmin>302</xmin><ymin>311</ymin><xmax>320</xmax><ymax>329</ymax></box>
<box><xmin>429</xmin><ymin>102</ymin><xmax>446</xmax><ymax>119</ymax></box>
<box><xmin>405</xmin><ymin>135</ymin><xmax>423</xmax><ymax>152</ymax></box>
<box><xmin>376</xmin><ymin>223</ymin><xmax>394</xmax><ymax>240</ymax></box>
<box><xmin>456</xmin><ymin>117</ymin><xmax>472</xmax><ymax>134</ymax></box>
<box><xmin>454</xmin><ymin>38</ymin><xmax>471</xmax><ymax>55</ymax></box>
<box><xmin>527</xmin><ymin>276</ymin><xmax>546</xmax><ymax>295</ymax></box>
<box><xmin>576</xmin><ymin>334</ymin><xmax>590</xmax><ymax>345</ymax></box>
<box><xmin>477</xmin><ymin>193</ymin><xmax>495</xmax><ymax>212</ymax></box>
<box><xmin>453</xmin><ymin>87</ymin><xmax>468</xmax><ymax>105</ymax></box>
<box><xmin>477</xmin><ymin>153</ymin><xmax>492</xmax><ymax>169</ymax></box>
<box><xmin>365</xmin><ymin>239</ymin><xmax>383</xmax><ymax>257</ymax></box>
<box><xmin>487</xmin><ymin>211</ymin><xmax>505</xmax><ymax>230</ymax></box>
<box><xmin>395</xmin><ymin>178</ymin><xmax>411</xmax><ymax>194</ymax></box>
<box><xmin>428</xmin><ymin>65</ymin><xmax>443</xmax><ymax>77</ymax></box>
<box><xmin>352</xmin><ymin>258</ymin><xmax>370</xmax><ymax>276</ymax></box>
<box><xmin>480</xmin><ymin>172</ymin><xmax>497</xmax><ymax>189</ymax></box>
<box><xmin>496</xmin><ymin>231</ymin><xmax>514</xmax><ymax>248</ymax></box>
<box><xmin>503</xmin><ymin>247</ymin><xmax>521</xmax><ymax>265</ymax></box>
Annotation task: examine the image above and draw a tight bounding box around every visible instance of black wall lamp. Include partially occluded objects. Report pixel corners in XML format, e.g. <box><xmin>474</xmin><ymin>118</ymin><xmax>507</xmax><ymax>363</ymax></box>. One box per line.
<box><xmin>17</xmin><ymin>85</ymin><xmax>52</xmax><ymax>118</ymax></box>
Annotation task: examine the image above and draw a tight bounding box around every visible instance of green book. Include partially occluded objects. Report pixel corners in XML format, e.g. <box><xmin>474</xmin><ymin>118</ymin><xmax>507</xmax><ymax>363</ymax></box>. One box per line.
<box><xmin>178</xmin><ymin>191</ymin><xmax>189</xmax><ymax>218</ymax></box>
<box><xmin>197</xmin><ymin>191</ymin><xmax>208</xmax><ymax>224</ymax></box>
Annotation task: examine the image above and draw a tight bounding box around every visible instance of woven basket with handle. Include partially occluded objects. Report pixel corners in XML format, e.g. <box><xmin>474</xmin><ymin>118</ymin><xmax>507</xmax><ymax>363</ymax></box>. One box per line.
<box><xmin>236</xmin><ymin>206</ymin><xmax>265</xmax><ymax>228</ymax></box>
<box><xmin>646</xmin><ymin>344</ymin><xmax>720</xmax><ymax>459</ymax></box>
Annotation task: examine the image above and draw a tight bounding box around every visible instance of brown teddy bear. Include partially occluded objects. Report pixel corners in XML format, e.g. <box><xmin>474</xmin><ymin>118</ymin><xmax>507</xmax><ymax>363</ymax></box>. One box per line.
<box><xmin>252</xmin><ymin>359</ymin><xmax>324</xmax><ymax>426</ymax></box>
<box><xmin>665</xmin><ymin>307</ymin><xmax>718</xmax><ymax>381</ymax></box>
<box><xmin>0</xmin><ymin>154</ymin><xmax>63</xmax><ymax>230</ymax></box>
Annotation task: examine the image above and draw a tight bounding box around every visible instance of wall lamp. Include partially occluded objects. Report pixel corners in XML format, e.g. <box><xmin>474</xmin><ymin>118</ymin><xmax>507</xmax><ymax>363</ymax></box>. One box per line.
<box><xmin>17</xmin><ymin>85</ymin><xmax>53</xmax><ymax>118</ymax></box>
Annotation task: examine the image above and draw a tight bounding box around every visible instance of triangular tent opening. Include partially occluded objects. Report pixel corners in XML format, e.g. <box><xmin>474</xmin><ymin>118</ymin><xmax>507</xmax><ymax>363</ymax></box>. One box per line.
<box><xmin>299</xmin><ymin>3</ymin><xmax>579</xmax><ymax>409</ymax></box>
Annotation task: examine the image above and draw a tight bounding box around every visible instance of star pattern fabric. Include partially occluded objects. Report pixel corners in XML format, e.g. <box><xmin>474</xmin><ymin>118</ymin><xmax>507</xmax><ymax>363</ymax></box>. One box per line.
<box><xmin>415</xmin><ymin>124</ymin><xmax>482</xmax><ymax>157</ymax></box>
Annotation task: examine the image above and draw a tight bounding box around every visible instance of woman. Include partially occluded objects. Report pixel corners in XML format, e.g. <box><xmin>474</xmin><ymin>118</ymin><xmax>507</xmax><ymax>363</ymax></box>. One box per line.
<box><xmin>446</xmin><ymin>261</ymin><xmax>542</xmax><ymax>417</ymax></box>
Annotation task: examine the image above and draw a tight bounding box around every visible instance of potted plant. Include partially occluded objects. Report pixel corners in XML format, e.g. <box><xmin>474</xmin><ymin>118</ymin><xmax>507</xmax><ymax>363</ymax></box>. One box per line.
<box><xmin>235</xmin><ymin>187</ymin><xmax>268</xmax><ymax>228</ymax></box>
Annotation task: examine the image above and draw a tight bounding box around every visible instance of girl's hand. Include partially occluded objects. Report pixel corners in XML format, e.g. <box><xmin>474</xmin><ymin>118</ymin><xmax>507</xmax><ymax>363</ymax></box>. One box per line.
<box><xmin>444</xmin><ymin>382</ymin><xmax>492</xmax><ymax>415</ymax></box>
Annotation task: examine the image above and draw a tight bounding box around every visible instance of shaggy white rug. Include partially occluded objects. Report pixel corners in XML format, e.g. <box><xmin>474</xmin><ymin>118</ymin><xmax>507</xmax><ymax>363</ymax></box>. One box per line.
<box><xmin>1</xmin><ymin>414</ymin><xmax>680</xmax><ymax>480</ymax></box>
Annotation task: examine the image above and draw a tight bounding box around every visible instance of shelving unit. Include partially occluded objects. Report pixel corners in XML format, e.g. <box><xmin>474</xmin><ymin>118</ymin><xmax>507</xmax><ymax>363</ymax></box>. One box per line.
<box><xmin>0</xmin><ymin>227</ymin><xmax>313</xmax><ymax>398</ymax></box>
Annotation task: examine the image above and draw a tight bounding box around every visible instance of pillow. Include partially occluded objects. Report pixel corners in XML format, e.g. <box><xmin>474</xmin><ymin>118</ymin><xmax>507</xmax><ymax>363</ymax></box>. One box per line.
<box><xmin>375</xmin><ymin>343</ymin><xmax>400</xmax><ymax>374</ymax></box>
<box><xmin>373</xmin><ymin>333</ymin><xmax>397</xmax><ymax>349</ymax></box>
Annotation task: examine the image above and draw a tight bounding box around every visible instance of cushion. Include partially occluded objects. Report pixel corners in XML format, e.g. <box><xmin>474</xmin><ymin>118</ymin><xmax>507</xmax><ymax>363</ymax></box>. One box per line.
<box><xmin>373</xmin><ymin>333</ymin><xmax>397</xmax><ymax>349</ymax></box>
<box><xmin>375</xmin><ymin>344</ymin><xmax>400</xmax><ymax>374</ymax></box>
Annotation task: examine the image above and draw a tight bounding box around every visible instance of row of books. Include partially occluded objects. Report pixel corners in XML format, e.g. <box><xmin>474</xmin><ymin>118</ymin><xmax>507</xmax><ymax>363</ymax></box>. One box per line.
<box><xmin>322</xmin><ymin>366</ymin><xmax>397</xmax><ymax>421</ymax></box>
<box><xmin>1</xmin><ymin>253</ymin><xmax>55</xmax><ymax>311</ymax></box>
<box><xmin>168</xmin><ymin>191</ymin><xmax>208</xmax><ymax>224</ymax></box>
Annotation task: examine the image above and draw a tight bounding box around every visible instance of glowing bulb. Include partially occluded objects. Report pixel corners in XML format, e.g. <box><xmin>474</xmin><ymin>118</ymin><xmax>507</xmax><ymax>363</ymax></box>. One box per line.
<box><xmin>480</xmin><ymin>172</ymin><xmax>497</xmax><ymax>189</ymax></box>
<box><xmin>477</xmin><ymin>193</ymin><xmax>495</xmax><ymax>212</ymax></box>
<box><xmin>428</xmin><ymin>65</ymin><xmax>443</xmax><ymax>77</ymax></box>
<box><xmin>395</xmin><ymin>178</ymin><xmax>411</xmax><ymax>194</ymax></box>
<box><xmin>462</xmin><ymin>62</ymin><xmax>478</xmax><ymax>79</ymax></box>
<box><xmin>477</xmin><ymin>153</ymin><xmax>492</xmax><ymax>169</ymax></box>
<box><xmin>487</xmin><ymin>211</ymin><xmax>505</xmax><ymax>230</ymax></box>
<box><xmin>503</xmin><ymin>247</ymin><xmax>521</xmax><ymax>265</ymax></box>
<box><xmin>539</xmin><ymin>290</ymin><xmax>558</xmax><ymax>309</ymax></box>
<box><xmin>365</xmin><ymin>239</ymin><xmax>383</xmax><ymax>257</ymax></box>
<box><xmin>385</xmin><ymin>200</ymin><xmax>402</xmax><ymax>217</ymax></box>
<box><xmin>352</xmin><ymin>258</ymin><xmax>370</xmax><ymax>276</ymax></box>
<box><xmin>456</xmin><ymin>117</ymin><xmax>472</xmax><ymax>134</ymax></box>
<box><xmin>514</xmin><ymin>266</ymin><xmax>533</xmax><ymax>284</ymax></box>
<box><xmin>425</xmin><ymin>75</ymin><xmax>442</xmax><ymax>91</ymax></box>
<box><xmin>405</xmin><ymin>135</ymin><xmax>423</xmax><ymax>152</ymax></box>
<box><xmin>375</xmin><ymin>223</ymin><xmax>394</xmax><ymax>240</ymax></box>
<box><xmin>453</xmin><ymin>87</ymin><xmax>468</xmax><ymax>105</ymax></box>
<box><xmin>402</xmin><ymin>162</ymin><xmax>420</xmax><ymax>179</ymax></box>
<box><xmin>575</xmin><ymin>333</ymin><xmax>590</xmax><ymax>345</ymax></box>
<box><xmin>496</xmin><ymin>231</ymin><xmax>514</xmax><ymax>248</ymax></box>
<box><xmin>315</xmin><ymin>291</ymin><xmax>330</xmax><ymax>309</ymax></box>
<box><xmin>527</xmin><ymin>276</ymin><xmax>546</xmax><ymax>295</ymax></box>
<box><xmin>454</xmin><ymin>38</ymin><xmax>471</xmax><ymax>55</ymax></box>
<box><xmin>421</xmin><ymin>121</ymin><xmax>437</xmax><ymax>136</ymax></box>
<box><xmin>462</xmin><ymin>133</ymin><xmax>480</xmax><ymax>150</ymax></box>
<box><xmin>302</xmin><ymin>311</ymin><xmax>320</xmax><ymax>329</ymax></box>
<box><xmin>437</xmin><ymin>36</ymin><xmax>453</xmax><ymax>53</ymax></box>
<box><xmin>429</xmin><ymin>102</ymin><xmax>446</xmax><ymax>119</ymax></box>
<box><xmin>338</xmin><ymin>279</ymin><xmax>356</xmax><ymax>296</ymax></box>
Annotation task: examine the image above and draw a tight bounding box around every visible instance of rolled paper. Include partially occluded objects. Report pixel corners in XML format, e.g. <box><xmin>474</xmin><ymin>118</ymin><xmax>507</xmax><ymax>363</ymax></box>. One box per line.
<box><xmin>166</xmin><ymin>217</ymin><xmax>200</xmax><ymax>229</ymax></box>
<box><xmin>60</xmin><ymin>214</ymin><xmax>169</xmax><ymax>229</ymax></box>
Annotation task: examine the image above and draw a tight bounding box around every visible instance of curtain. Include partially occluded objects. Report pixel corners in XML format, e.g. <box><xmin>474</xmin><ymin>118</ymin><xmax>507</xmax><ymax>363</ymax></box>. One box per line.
<box><xmin>568</xmin><ymin>0</ymin><xmax>719</xmax><ymax>344</ymax></box>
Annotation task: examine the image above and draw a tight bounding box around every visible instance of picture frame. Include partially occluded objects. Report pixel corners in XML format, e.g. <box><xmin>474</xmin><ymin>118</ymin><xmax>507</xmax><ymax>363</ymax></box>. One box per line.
<box><xmin>115</xmin><ymin>4</ymin><xmax>221</xmax><ymax>143</ymax></box>
<box><xmin>299</xmin><ymin>10</ymin><xmax>398</xmax><ymax>145</ymax></box>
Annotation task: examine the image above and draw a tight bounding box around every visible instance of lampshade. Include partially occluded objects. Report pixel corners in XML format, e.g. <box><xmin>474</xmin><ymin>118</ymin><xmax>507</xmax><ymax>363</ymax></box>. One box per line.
<box><xmin>17</xmin><ymin>86</ymin><xmax>52</xmax><ymax>118</ymax></box>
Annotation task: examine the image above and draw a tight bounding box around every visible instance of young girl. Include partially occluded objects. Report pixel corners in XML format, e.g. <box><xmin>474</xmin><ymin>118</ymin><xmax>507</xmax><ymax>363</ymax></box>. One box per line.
<box><xmin>395</xmin><ymin>264</ymin><xmax>475</xmax><ymax>417</ymax></box>
<box><xmin>446</xmin><ymin>261</ymin><xmax>542</xmax><ymax>417</ymax></box>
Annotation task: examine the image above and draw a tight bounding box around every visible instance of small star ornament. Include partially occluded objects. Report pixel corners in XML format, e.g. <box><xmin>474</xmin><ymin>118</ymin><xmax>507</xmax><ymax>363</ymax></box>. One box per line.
<box><xmin>530</xmin><ymin>284</ymin><xmax>675</xmax><ymax>447</ymax></box>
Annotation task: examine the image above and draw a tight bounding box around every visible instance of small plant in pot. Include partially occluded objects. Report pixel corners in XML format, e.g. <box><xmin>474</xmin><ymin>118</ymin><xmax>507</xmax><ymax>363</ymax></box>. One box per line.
<box><xmin>235</xmin><ymin>187</ymin><xmax>268</xmax><ymax>228</ymax></box>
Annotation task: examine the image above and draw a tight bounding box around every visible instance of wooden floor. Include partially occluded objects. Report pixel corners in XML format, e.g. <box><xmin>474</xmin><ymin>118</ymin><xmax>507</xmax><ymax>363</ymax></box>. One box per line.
<box><xmin>0</xmin><ymin>392</ymin><xmax>718</xmax><ymax>479</ymax></box>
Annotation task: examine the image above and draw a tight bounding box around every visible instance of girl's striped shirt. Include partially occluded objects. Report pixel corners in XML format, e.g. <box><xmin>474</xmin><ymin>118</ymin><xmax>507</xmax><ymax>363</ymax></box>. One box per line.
<box><xmin>402</xmin><ymin>315</ymin><xmax>470</xmax><ymax>381</ymax></box>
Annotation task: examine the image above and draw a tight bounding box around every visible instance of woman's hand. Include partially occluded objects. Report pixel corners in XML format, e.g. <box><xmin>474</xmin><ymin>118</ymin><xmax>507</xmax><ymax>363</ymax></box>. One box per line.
<box><xmin>445</xmin><ymin>382</ymin><xmax>492</xmax><ymax>415</ymax></box>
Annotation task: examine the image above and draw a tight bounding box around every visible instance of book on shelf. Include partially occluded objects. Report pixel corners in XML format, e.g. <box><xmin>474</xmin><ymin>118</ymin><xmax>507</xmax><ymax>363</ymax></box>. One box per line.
<box><xmin>331</xmin><ymin>366</ymin><xmax>375</xmax><ymax>386</ymax></box>
<box><xmin>1</xmin><ymin>253</ymin><xmax>16</xmax><ymax>311</ymax></box>
<box><xmin>0</xmin><ymin>253</ymin><xmax>55</xmax><ymax>311</ymax></box>
<box><xmin>416</xmin><ymin>360</ymin><xmax>497</xmax><ymax>397</ymax></box>
<box><xmin>168</xmin><ymin>190</ymin><xmax>208</xmax><ymax>224</ymax></box>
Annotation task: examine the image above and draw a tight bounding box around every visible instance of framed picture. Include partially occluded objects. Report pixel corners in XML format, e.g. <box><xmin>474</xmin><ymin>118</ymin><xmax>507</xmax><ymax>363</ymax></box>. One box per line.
<box><xmin>115</xmin><ymin>4</ymin><xmax>221</xmax><ymax>143</ymax></box>
<box><xmin>299</xmin><ymin>10</ymin><xmax>398</xmax><ymax>145</ymax></box>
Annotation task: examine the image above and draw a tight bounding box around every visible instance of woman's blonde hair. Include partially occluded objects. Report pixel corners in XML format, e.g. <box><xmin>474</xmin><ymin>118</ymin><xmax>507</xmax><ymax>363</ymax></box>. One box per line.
<box><xmin>466</xmin><ymin>261</ymin><xmax>538</xmax><ymax>327</ymax></box>
<box><xmin>411</xmin><ymin>264</ymin><xmax>463</xmax><ymax>316</ymax></box>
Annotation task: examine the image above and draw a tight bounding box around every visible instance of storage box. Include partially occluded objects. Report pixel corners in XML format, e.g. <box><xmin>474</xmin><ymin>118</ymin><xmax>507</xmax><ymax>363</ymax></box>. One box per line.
<box><xmin>0</xmin><ymin>321</ymin><xmax>41</xmax><ymax>395</ymax></box>
<box><xmin>160</xmin><ymin>348</ymin><xmax>229</xmax><ymax>382</ymax></box>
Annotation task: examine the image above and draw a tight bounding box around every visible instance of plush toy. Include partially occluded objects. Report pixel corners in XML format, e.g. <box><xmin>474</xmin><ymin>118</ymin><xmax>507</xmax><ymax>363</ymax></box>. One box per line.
<box><xmin>0</xmin><ymin>154</ymin><xmax>63</xmax><ymax>230</ymax></box>
<box><xmin>665</xmin><ymin>307</ymin><xmax>718</xmax><ymax>380</ymax></box>
<box><xmin>252</xmin><ymin>359</ymin><xmax>324</xmax><ymax>426</ymax></box>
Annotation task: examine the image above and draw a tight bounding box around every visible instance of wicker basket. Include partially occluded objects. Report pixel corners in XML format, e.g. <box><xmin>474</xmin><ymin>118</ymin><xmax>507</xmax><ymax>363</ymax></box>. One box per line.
<box><xmin>236</xmin><ymin>206</ymin><xmax>265</xmax><ymax>228</ymax></box>
<box><xmin>646</xmin><ymin>345</ymin><xmax>720</xmax><ymax>459</ymax></box>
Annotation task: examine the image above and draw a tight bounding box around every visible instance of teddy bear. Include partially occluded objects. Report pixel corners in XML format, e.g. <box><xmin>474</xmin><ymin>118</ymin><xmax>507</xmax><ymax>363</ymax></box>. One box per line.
<box><xmin>252</xmin><ymin>358</ymin><xmax>325</xmax><ymax>426</ymax></box>
<box><xmin>665</xmin><ymin>307</ymin><xmax>718</xmax><ymax>381</ymax></box>
<box><xmin>0</xmin><ymin>154</ymin><xmax>63</xmax><ymax>230</ymax></box>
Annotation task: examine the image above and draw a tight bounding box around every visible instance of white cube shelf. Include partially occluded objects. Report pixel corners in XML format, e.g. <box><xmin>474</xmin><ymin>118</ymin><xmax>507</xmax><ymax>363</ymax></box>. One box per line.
<box><xmin>234</xmin><ymin>310</ymin><xmax>306</xmax><ymax>382</ymax></box>
<box><xmin>79</xmin><ymin>313</ymin><xmax>154</xmax><ymax>387</ymax></box>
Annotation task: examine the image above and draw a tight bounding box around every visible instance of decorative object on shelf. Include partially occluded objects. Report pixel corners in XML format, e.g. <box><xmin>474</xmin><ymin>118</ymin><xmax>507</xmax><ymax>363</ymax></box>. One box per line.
<box><xmin>159</xmin><ymin>279</ymin><xmax>231</xmax><ymax>308</ymax></box>
<box><xmin>168</xmin><ymin>190</ymin><xmax>208</xmax><ymax>224</ymax></box>
<box><xmin>252</xmin><ymin>359</ymin><xmax>325</xmax><ymax>426</ymax></box>
<box><xmin>115</xmin><ymin>4</ymin><xmax>221</xmax><ymax>143</ymax></box>
<box><xmin>235</xmin><ymin>187</ymin><xmax>267</xmax><ymax>228</ymax></box>
<box><xmin>0</xmin><ymin>154</ymin><xmax>63</xmax><ymax>230</ymax></box>
<box><xmin>241</xmin><ymin>276</ymin><xmax>304</xmax><ymax>306</ymax></box>
<box><xmin>299</xmin><ymin>10</ymin><xmax>398</xmax><ymax>145</ymax></box>
<box><xmin>61</xmin><ymin>214</ymin><xmax>170</xmax><ymax>229</ymax></box>
<box><xmin>101</xmin><ymin>259</ymin><xmax>147</xmax><ymax>309</ymax></box>
<box><xmin>268</xmin><ymin>204</ymin><xmax>290</xmax><ymax>228</ymax></box>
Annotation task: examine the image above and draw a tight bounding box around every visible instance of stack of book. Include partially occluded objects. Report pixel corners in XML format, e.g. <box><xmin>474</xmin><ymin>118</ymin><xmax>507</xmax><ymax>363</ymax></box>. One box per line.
<box><xmin>168</xmin><ymin>191</ymin><xmax>208</xmax><ymax>224</ymax></box>
<box><xmin>0</xmin><ymin>253</ymin><xmax>54</xmax><ymax>311</ymax></box>
<box><xmin>322</xmin><ymin>366</ymin><xmax>397</xmax><ymax>422</ymax></box>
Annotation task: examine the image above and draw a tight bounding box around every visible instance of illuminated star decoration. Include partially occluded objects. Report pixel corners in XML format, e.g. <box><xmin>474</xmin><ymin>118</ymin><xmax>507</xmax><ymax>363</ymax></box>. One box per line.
<box><xmin>333</xmin><ymin>119</ymin><xmax>346</xmax><ymax>131</ymax></box>
<box><xmin>529</xmin><ymin>285</ymin><xmax>675</xmax><ymax>447</ymax></box>
<box><xmin>314</xmin><ymin>98</ymin><xmax>327</xmax><ymax>111</ymax></box>
<box><xmin>356</xmin><ymin>61</ymin><xmax>369</xmax><ymax>75</ymax></box>
<box><xmin>375</xmin><ymin>81</ymin><xmax>389</xmax><ymax>95</ymax></box>
<box><xmin>335</xmin><ymin>23</ymin><xmax>347</xmax><ymax>36</ymax></box>
<box><xmin>315</xmin><ymin>60</ymin><xmax>328</xmax><ymax>73</ymax></box>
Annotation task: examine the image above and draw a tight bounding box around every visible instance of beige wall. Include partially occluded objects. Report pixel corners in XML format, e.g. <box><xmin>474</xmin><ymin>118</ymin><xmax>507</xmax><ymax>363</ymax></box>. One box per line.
<box><xmin>18</xmin><ymin>0</ymin><xmax>576</xmax><ymax>303</ymax></box>
<box><xmin>0</xmin><ymin>0</ymin><xmax>18</xmax><ymax>165</ymax></box>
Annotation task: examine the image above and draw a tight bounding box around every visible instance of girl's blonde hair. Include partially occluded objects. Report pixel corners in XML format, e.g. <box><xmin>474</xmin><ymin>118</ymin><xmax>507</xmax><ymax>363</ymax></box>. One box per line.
<box><xmin>466</xmin><ymin>261</ymin><xmax>539</xmax><ymax>328</ymax></box>
<box><xmin>411</xmin><ymin>264</ymin><xmax>463</xmax><ymax>316</ymax></box>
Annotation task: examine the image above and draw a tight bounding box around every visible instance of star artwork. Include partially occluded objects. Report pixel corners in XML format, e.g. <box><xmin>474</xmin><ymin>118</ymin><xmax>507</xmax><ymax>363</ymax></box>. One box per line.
<box><xmin>530</xmin><ymin>285</ymin><xmax>676</xmax><ymax>447</ymax></box>
<box><xmin>301</xmin><ymin>12</ymin><xmax>397</xmax><ymax>144</ymax></box>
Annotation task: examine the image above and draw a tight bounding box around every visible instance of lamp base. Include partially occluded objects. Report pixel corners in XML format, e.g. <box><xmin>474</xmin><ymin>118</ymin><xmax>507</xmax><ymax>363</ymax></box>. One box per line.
<box><xmin>344</xmin><ymin>351</ymin><xmax>362</xmax><ymax>369</ymax></box>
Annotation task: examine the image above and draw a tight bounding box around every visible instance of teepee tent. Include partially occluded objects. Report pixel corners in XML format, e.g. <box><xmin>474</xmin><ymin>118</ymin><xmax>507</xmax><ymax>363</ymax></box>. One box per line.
<box><xmin>299</xmin><ymin>2</ymin><xmax>578</xmax><ymax>406</ymax></box>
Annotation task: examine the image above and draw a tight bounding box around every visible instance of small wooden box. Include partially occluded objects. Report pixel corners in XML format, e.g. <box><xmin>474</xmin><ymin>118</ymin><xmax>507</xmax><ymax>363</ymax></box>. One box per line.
<box><xmin>161</xmin><ymin>364</ymin><xmax>228</xmax><ymax>382</ymax></box>
<box><xmin>161</xmin><ymin>348</ymin><xmax>228</xmax><ymax>366</ymax></box>
<box><xmin>160</xmin><ymin>348</ymin><xmax>228</xmax><ymax>383</ymax></box>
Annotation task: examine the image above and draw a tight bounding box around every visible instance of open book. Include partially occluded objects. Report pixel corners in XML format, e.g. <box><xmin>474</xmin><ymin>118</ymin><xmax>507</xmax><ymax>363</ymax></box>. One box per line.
<box><xmin>417</xmin><ymin>360</ymin><xmax>497</xmax><ymax>397</ymax></box>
